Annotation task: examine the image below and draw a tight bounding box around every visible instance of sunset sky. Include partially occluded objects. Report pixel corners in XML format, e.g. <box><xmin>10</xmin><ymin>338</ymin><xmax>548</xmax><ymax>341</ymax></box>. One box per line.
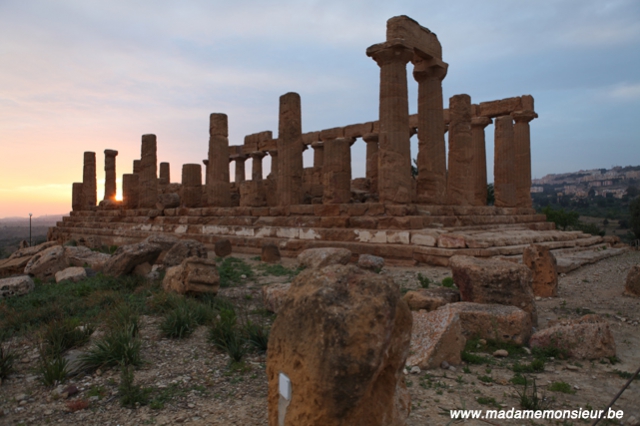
<box><xmin>1</xmin><ymin>0</ymin><xmax>639</xmax><ymax>218</ymax></box>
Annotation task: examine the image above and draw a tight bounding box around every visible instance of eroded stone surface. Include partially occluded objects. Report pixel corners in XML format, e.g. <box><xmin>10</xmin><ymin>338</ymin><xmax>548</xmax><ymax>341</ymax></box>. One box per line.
<box><xmin>261</xmin><ymin>244</ymin><xmax>281</xmax><ymax>263</ymax></box>
<box><xmin>24</xmin><ymin>245</ymin><xmax>67</xmax><ymax>281</ymax></box>
<box><xmin>163</xmin><ymin>239</ymin><xmax>207</xmax><ymax>267</ymax></box>
<box><xmin>625</xmin><ymin>265</ymin><xmax>640</xmax><ymax>297</ymax></box>
<box><xmin>267</xmin><ymin>264</ymin><xmax>412</xmax><ymax>425</ymax></box>
<box><xmin>102</xmin><ymin>242</ymin><xmax>163</xmax><ymax>277</ymax></box>
<box><xmin>262</xmin><ymin>283</ymin><xmax>290</xmax><ymax>313</ymax></box>
<box><xmin>529</xmin><ymin>315</ymin><xmax>615</xmax><ymax>359</ymax></box>
<box><xmin>64</xmin><ymin>246</ymin><xmax>110</xmax><ymax>271</ymax></box>
<box><xmin>523</xmin><ymin>244</ymin><xmax>558</xmax><ymax>297</ymax></box>
<box><xmin>0</xmin><ymin>275</ymin><xmax>35</xmax><ymax>298</ymax></box>
<box><xmin>450</xmin><ymin>255</ymin><xmax>537</xmax><ymax>326</ymax></box>
<box><xmin>357</xmin><ymin>254</ymin><xmax>385</xmax><ymax>271</ymax></box>
<box><xmin>407</xmin><ymin>308</ymin><xmax>465</xmax><ymax>369</ymax></box>
<box><xmin>403</xmin><ymin>287</ymin><xmax>459</xmax><ymax>311</ymax></box>
<box><xmin>439</xmin><ymin>302</ymin><xmax>532</xmax><ymax>345</ymax></box>
<box><xmin>214</xmin><ymin>239</ymin><xmax>232</xmax><ymax>258</ymax></box>
<box><xmin>55</xmin><ymin>267</ymin><xmax>87</xmax><ymax>283</ymax></box>
<box><xmin>162</xmin><ymin>256</ymin><xmax>219</xmax><ymax>295</ymax></box>
<box><xmin>297</xmin><ymin>247</ymin><xmax>352</xmax><ymax>270</ymax></box>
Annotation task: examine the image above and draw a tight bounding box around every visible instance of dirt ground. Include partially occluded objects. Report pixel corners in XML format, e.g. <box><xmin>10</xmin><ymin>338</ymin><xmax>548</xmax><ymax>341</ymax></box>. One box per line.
<box><xmin>1</xmin><ymin>250</ymin><xmax>639</xmax><ymax>426</ymax></box>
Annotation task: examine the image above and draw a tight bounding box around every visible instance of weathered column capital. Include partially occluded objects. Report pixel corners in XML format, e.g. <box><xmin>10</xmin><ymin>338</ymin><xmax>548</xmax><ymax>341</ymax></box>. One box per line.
<box><xmin>250</xmin><ymin>151</ymin><xmax>266</xmax><ymax>160</ymax></box>
<box><xmin>471</xmin><ymin>116</ymin><xmax>493</xmax><ymax>129</ymax></box>
<box><xmin>104</xmin><ymin>149</ymin><xmax>118</xmax><ymax>157</ymax></box>
<box><xmin>362</xmin><ymin>133</ymin><xmax>379</xmax><ymax>144</ymax></box>
<box><xmin>511</xmin><ymin>110</ymin><xmax>538</xmax><ymax>124</ymax></box>
<box><xmin>311</xmin><ymin>141</ymin><xmax>324</xmax><ymax>149</ymax></box>
<box><xmin>366</xmin><ymin>41</ymin><xmax>414</xmax><ymax>66</ymax></box>
<box><xmin>412</xmin><ymin>57</ymin><xmax>448</xmax><ymax>82</ymax></box>
<box><xmin>202</xmin><ymin>159</ymin><xmax>209</xmax><ymax>166</ymax></box>
<box><xmin>336</xmin><ymin>137</ymin><xmax>357</xmax><ymax>147</ymax></box>
<box><xmin>230</xmin><ymin>154</ymin><xmax>249</xmax><ymax>162</ymax></box>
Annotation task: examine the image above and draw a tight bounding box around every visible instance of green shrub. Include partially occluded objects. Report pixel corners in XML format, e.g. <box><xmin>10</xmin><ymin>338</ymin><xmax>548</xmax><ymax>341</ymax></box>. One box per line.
<box><xmin>417</xmin><ymin>273</ymin><xmax>431</xmax><ymax>289</ymax></box>
<box><xmin>512</xmin><ymin>358</ymin><xmax>545</xmax><ymax>373</ymax></box>
<box><xmin>517</xmin><ymin>377</ymin><xmax>549</xmax><ymax>411</ymax></box>
<box><xmin>548</xmin><ymin>381</ymin><xmax>575</xmax><ymax>394</ymax></box>
<box><xmin>0</xmin><ymin>344</ymin><xmax>16</xmax><ymax>380</ymax></box>
<box><xmin>80</xmin><ymin>324</ymin><xmax>142</xmax><ymax>371</ymax></box>
<box><xmin>40</xmin><ymin>318</ymin><xmax>94</xmax><ymax>357</ymax></box>
<box><xmin>119</xmin><ymin>364</ymin><xmax>151</xmax><ymax>408</ymax></box>
<box><xmin>541</xmin><ymin>206</ymin><xmax>579</xmax><ymax>230</ymax></box>
<box><xmin>461</xmin><ymin>351</ymin><xmax>492</xmax><ymax>365</ymax></box>
<box><xmin>441</xmin><ymin>277</ymin><xmax>455</xmax><ymax>288</ymax></box>
<box><xmin>39</xmin><ymin>353</ymin><xmax>69</xmax><ymax>386</ymax></box>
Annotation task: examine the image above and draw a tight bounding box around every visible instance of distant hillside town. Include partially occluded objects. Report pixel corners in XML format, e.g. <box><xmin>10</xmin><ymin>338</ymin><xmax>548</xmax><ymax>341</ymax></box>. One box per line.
<box><xmin>531</xmin><ymin>165</ymin><xmax>640</xmax><ymax>199</ymax></box>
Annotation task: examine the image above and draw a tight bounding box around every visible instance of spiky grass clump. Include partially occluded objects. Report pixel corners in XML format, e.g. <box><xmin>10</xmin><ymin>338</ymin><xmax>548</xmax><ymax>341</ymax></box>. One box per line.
<box><xmin>0</xmin><ymin>344</ymin><xmax>17</xmax><ymax>380</ymax></box>
<box><xmin>209</xmin><ymin>305</ymin><xmax>247</xmax><ymax>363</ymax></box>
<box><xmin>39</xmin><ymin>318</ymin><xmax>94</xmax><ymax>357</ymax></box>
<box><xmin>80</xmin><ymin>323</ymin><xmax>142</xmax><ymax>371</ymax></box>
<box><xmin>118</xmin><ymin>364</ymin><xmax>151</xmax><ymax>408</ymax></box>
<box><xmin>38</xmin><ymin>353</ymin><xmax>69</xmax><ymax>387</ymax></box>
<box><xmin>244</xmin><ymin>321</ymin><xmax>270</xmax><ymax>354</ymax></box>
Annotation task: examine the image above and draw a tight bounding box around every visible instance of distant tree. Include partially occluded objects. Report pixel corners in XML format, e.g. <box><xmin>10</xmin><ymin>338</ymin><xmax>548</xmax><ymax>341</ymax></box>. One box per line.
<box><xmin>541</xmin><ymin>206</ymin><xmax>580</xmax><ymax>230</ymax></box>
<box><xmin>630</xmin><ymin>197</ymin><xmax>640</xmax><ymax>240</ymax></box>
<box><xmin>626</xmin><ymin>186</ymin><xmax>639</xmax><ymax>198</ymax></box>
<box><xmin>487</xmin><ymin>183</ymin><xmax>495</xmax><ymax>206</ymax></box>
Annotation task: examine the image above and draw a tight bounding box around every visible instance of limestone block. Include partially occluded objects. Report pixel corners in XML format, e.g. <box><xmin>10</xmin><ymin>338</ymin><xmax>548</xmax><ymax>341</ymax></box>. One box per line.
<box><xmin>437</xmin><ymin>234</ymin><xmax>466</xmax><ymax>248</ymax></box>
<box><xmin>450</xmin><ymin>255</ymin><xmax>537</xmax><ymax>326</ymax></box>
<box><xmin>156</xmin><ymin>193</ymin><xmax>180</xmax><ymax>210</ymax></box>
<box><xmin>0</xmin><ymin>241</ymin><xmax>58</xmax><ymax>278</ymax></box>
<box><xmin>0</xmin><ymin>275</ymin><xmax>35</xmax><ymax>299</ymax></box>
<box><xmin>439</xmin><ymin>302</ymin><xmax>532</xmax><ymax>345</ymax></box>
<box><xmin>64</xmin><ymin>246</ymin><xmax>110</xmax><ymax>271</ymax></box>
<box><xmin>143</xmin><ymin>234</ymin><xmax>179</xmax><ymax>251</ymax></box>
<box><xmin>267</xmin><ymin>264</ymin><xmax>412</xmax><ymax>426</ymax></box>
<box><xmin>102</xmin><ymin>242</ymin><xmax>163</xmax><ymax>277</ymax></box>
<box><xmin>55</xmin><ymin>267</ymin><xmax>87</xmax><ymax>283</ymax></box>
<box><xmin>214</xmin><ymin>239</ymin><xmax>232</xmax><ymax>258</ymax></box>
<box><xmin>624</xmin><ymin>265</ymin><xmax>640</xmax><ymax>297</ymax></box>
<box><xmin>529</xmin><ymin>315</ymin><xmax>615</xmax><ymax>359</ymax></box>
<box><xmin>410</xmin><ymin>232</ymin><xmax>437</xmax><ymax>247</ymax></box>
<box><xmin>522</xmin><ymin>244</ymin><xmax>558</xmax><ymax>297</ymax></box>
<box><xmin>357</xmin><ymin>254</ymin><xmax>384</xmax><ymax>271</ymax></box>
<box><xmin>262</xmin><ymin>283</ymin><xmax>290</xmax><ymax>313</ymax></box>
<box><xmin>403</xmin><ymin>287</ymin><xmax>460</xmax><ymax>311</ymax></box>
<box><xmin>133</xmin><ymin>262</ymin><xmax>153</xmax><ymax>277</ymax></box>
<box><xmin>261</xmin><ymin>244</ymin><xmax>281</xmax><ymax>263</ymax></box>
<box><xmin>162</xmin><ymin>256</ymin><xmax>219</xmax><ymax>295</ymax></box>
<box><xmin>24</xmin><ymin>245</ymin><xmax>67</xmax><ymax>281</ymax></box>
<box><xmin>407</xmin><ymin>308</ymin><xmax>466</xmax><ymax>370</ymax></box>
<box><xmin>297</xmin><ymin>247</ymin><xmax>351</xmax><ymax>270</ymax></box>
<box><xmin>163</xmin><ymin>239</ymin><xmax>207</xmax><ymax>267</ymax></box>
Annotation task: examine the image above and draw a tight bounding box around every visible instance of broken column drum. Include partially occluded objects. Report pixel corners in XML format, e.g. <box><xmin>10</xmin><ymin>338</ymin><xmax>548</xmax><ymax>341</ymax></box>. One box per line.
<box><xmin>103</xmin><ymin>149</ymin><xmax>118</xmax><ymax>201</ymax></box>
<box><xmin>181</xmin><ymin>164</ymin><xmax>202</xmax><ymax>208</ymax></box>
<box><xmin>138</xmin><ymin>134</ymin><xmax>158</xmax><ymax>208</ymax></box>
<box><xmin>82</xmin><ymin>151</ymin><xmax>97</xmax><ymax>209</ymax></box>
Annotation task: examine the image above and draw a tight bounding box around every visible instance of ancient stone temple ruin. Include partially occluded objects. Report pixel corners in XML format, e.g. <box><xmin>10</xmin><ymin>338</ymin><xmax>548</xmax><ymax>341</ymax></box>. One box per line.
<box><xmin>49</xmin><ymin>16</ymin><xmax>607</xmax><ymax>265</ymax></box>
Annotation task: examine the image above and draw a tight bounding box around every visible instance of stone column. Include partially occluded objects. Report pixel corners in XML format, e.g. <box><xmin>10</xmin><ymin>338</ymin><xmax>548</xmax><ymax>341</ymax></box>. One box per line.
<box><xmin>133</xmin><ymin>160</ymin><xmax>141</xmax><ymax>174</ymax></box>
<box><xmin>367</xmin><ymin>42</ymin><xmax>414</xmax><ymax>204</ymax></box>
<box><xmin>159</xmin><ymin>162</ymin><xmax>170</xmax><ymax>186</ymax></box>
<box><xmin>250</xmin><ymin>152</ymin><xmax>266</xmax><ymax>181</ymax></box>
<box><xmin>103</xmin><ymin>149</ymin><xmax>118</xmax><ymax>201</ymax></box>
<box><xmin>232</xmin><ymin>155</ymin><xmax>248</xmax><ymax>184</ymax></box>
<box><xmin>82</xmin><ymin>151</ymin><xmax>96</xmax><ymax>209</ymax></box>
<box><xmin>277</xmin><ymin>92</ymin><xmax>304</xmax><ymax>206</ymax></box>
<box><xmin>202</xmin><ymin>159</ymin><xmax>209</xmax><ymax>185</ymax></box>
<box><xmin>362</xmin><ymin>133</ymin><xmax>379</xmax><ymax>193</ymax></box>
<box><xmin>323</xmin><ymin>138</ymin><xmax>353</xmax><ymax>204</ymax></box>
<box><xmin>181</xmin><ymin>164</ymin><xmax>202</xmax><ymax>207</ymax></box>
<box><xmin>471</xmin><ymin>116</ymin><xmax>492</xmax><ymax>206</ymax></box>
<box><xmin>267</xmin><ymin>150</ymin><xmax>278</xmax><ymax>179</ymax></box>
<box><xmin>122</xmin><ymin>173</ymin><xmax>139</xmax><ymax>209</ymax></box>
<box><xmin>494</xmin><ymin>116</ymin><xmax>517</xmax><ymax>207</ymax></box>
<box><xmin>512</xmin><ymin>111</ymin><xmax>538</xmax><ymax>208</ymax></box>
<box><xmin>206</xmin><ymin>113</ymin><xmax>231</xmax><ymax>207</ymax></box>
<box><xmin>138</xmin><ymin>134</ymin><xmax>158</xmax><ymax>208</ymax></box>
<box><xmin>311</xmin><ymin>141</ymin><xmax>324</xmax><ymax>169</ymax></box>
<box><xmin>413</xmin><ymin>59</ymin><xmax>448</xmax><ymax>204</ymax></box>
<box><xmin>446</xmin><ymin>95</ymin><xmax>474</xmax><ymax>205</ymax></box>
<box><xmin>72</xmin><ymin>182</ymin><xmax>83</xmax><ymax>211</ymax></box>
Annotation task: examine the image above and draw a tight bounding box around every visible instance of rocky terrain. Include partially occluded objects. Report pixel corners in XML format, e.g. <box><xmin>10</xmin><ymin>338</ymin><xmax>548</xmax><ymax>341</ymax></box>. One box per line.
<box><xmin>1</xmin><ymin>250</ymin><xmax>639</xmax><ymax>426</ymax></box>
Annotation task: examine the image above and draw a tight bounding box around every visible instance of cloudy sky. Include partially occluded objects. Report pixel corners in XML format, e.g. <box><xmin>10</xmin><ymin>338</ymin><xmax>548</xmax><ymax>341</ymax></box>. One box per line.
<box><xmin>1</xmin><ymin>0</ymin><xmax>639</xmax><ymax>218</ymax></box>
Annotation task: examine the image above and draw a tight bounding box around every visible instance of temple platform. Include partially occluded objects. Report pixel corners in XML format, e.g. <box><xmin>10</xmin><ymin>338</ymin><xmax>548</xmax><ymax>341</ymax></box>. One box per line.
<box><xmin>48</xmin><ymin>204</ymin><xmax>621</xmax><ymax>267</ymax></box>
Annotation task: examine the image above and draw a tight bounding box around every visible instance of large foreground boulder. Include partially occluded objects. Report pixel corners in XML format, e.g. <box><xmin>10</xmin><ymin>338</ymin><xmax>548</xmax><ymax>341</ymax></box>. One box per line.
<box><xmin>625</xmin><ymin>265</ymin><xmax>640</xmax><ymax>297</ymax></box>
<box><xmin>403</xmin><ymin>287</ymin><xmax>460</xmax><ymax>311</ymax></box>
<box><xmin>102</xmin><ymin>242</ymin><xmax>163</xmax><ymax>277</ymax></box>
<box><xmin>406</xmin><ymin>308</ymin><xmax>466</xmax><ymax>370</ymax></box>
<box><xmin>162</xmin><ymin>239</ymin><xmax>207</xmax><ymax>267</ymax></box>
<box><xmin>438</xmin><ymin>302</ymin><xmax>533</xmax><ymax>345</ymax></box>
<box><xmin>0</xmin><ymin>275</ymin><xmax>35</xmax><ymax>298</ymax></box>
<box><xmin>55</xmin><ymin>267</ymin><xmax>87</xmax><ymax>283</ymax></box>
<box><xmin>0</xmin><ymin>241</ymin><xmax>58</xmax><ymax>277</ymax></box>
<box><xmin>162</xmin><ymin>257</ymin><xmax>219</xmax><ymax>295</ymax></box>
<box><xmin>529</xmin><ymin>315</ymin><xmax>615</xmax><ymax>359</ymax></box>
<box><xmin>522</xmin><ymin>244</ymin><xmax>558</xmax><ymax>297</ymax></box>
<box><xmin>24</xmin><ymin>245</ymin><xmax>67</xmax><ymax>281</ymax></box>
<box><xmin>262</xmin><ymin>283</ymin><xmax>290</xmax><ymax>314</ymax></box>
<box><xmin>450</xmin><ymin>255</ymin><xmax>538</xmax><ymax>326</ymax></box>
<box><xmin>296</xmin><ymin>247</ymin><xmax>351</xmax><ymax>270</ymax></box>
<box><xmin>267</xmin><ymin>264</ymin><xmax>412</xmax><ymax>426</ymax></box>
<box><xmin>64</xmin><ymin>246</ymin><xmax>111</xmax><ymax>271</ymax></box>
